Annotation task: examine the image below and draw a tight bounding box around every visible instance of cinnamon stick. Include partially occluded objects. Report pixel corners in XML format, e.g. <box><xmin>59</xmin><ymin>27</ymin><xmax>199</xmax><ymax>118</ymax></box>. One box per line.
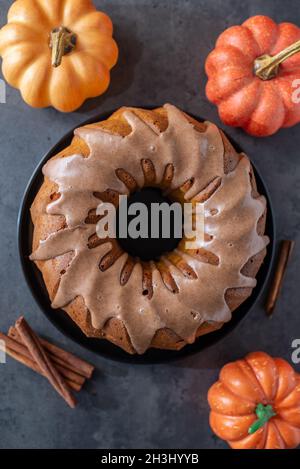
<box><xmin>8</xmin><ymin>328</ymin><xmax>85</xmax><ymax>386</ymax></box>
<box><xmin>1</xmin><ymin>330</ymin><xmax>84</xmax><ymax>387</ymax></box>
<box><xmin>15</xmin><ymin>317</ymin><xmax>76</xmax><ymax>408</ymax></box>
<box><xmin>265</xmin><ymin>240</ymin><xmax>295</xmax><ymax>316</ymax></box>
<box><xmin>9</xmin><ymin>325</ymin><xmax>94</xmax><ymax>379</ymax></box>
<box><xmin>0</xmin><ymin>335</ymin><xmax>81</xmax><ymax>392</ymax></box>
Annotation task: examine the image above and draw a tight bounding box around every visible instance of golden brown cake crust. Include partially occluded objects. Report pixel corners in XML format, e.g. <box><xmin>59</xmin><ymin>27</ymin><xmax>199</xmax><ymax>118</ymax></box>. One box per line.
<box><xmin>31</xmin><ymin>107</ymin><xmax>267</xmax><ymax>354</ymax></box>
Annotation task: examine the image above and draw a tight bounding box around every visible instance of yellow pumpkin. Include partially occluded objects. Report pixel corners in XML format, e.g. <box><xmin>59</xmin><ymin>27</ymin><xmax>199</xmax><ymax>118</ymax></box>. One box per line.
<box><xmin>0</xmin><ymin>0</ymin><xmax>118</xmax><ymax>112</ymax></box>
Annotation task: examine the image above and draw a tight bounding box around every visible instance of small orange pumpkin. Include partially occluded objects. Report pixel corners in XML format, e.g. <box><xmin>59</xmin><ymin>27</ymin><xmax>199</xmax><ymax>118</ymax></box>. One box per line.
<box><xmin>0</xmin><ymin>0</ymin><xmax>118</xmax><ymax>112</ymax></box>
<box><xmin>205</xmin><ymin>15</ymin><xmax>300</xmax><ymax>136</ymax></box>
<box><xmin>208</xmin><ymin>351</ymin><xmax>300</xmax><ymax>449</ymax></box>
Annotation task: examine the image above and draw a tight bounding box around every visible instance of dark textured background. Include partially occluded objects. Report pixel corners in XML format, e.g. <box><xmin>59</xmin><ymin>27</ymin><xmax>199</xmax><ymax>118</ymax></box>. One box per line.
<box><xmin>0</xmin><ymin>0</ymin><xmax>299</xmax><ymax>449</ymax></box>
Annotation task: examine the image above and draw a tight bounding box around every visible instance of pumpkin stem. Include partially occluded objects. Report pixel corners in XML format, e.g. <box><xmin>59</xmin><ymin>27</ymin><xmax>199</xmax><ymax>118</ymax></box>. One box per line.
<box><xmin>254</xmin><ymin>39</ymin><xmax>300</xmax><ymax>80</ymax></box>
<box><xmin>248</xmin><ymin>403</ymin><xmax>276</xmax><ymax>434</ymax></box>
<box><xmin>49</xmin><ymin>26</ymin><xmax>77</xmax><ymax>68</ymax></box>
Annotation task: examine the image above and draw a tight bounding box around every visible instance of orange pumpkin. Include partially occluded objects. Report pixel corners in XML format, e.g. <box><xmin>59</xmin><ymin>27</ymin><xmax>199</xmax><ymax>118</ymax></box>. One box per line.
<box><xmin>208</xmin><ymin>351</ymin><xmax>300</xmax><ymax>449</ymax></box>
<box><xmin>0</xmin><ymin>0</ymin><xmax>118</xmax><ymax>112</ymax></box>
<box><xmin>205</xmin><ymin>15</ymin><xmax>300</xmax><ymax>136</ymax></box>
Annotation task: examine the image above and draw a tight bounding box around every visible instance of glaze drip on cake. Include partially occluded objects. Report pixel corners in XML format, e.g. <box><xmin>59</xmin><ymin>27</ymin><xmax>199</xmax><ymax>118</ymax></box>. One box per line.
<box><xmin>31</xmin><ymin>104</ymin><xmax>269</xmax><ymax>354</ymax></box>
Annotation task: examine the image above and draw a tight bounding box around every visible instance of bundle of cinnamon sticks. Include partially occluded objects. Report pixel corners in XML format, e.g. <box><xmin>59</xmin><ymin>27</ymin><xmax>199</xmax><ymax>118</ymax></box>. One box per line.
<box><xmin>0</xmin><ymin>317</ymin><xmax>95</xmax><ymax>408</ymax></box>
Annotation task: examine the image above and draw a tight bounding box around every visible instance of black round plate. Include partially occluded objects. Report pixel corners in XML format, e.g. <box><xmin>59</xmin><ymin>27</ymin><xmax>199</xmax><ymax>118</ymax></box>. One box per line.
<box><xmin>18</xmin><ymin>110</ymin><xmax>276</xmax><ymax>364</ymax></box>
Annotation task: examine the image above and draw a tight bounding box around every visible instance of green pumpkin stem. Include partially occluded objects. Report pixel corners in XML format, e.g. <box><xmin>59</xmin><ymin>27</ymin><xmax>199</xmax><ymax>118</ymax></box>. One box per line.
<box><xmin>49</xmin><ymin>26</ymin><xmax>77</xmax><ymax>68</ymax></box>
<box><xmin>248</xmin><ymin>403</ymin><xmax>276</xmax><ymax>435</ymax></box>
<box><xmin>254</xmin><ymin>39</ymin><xmax>300</xmax><ymax>80</ymax></box>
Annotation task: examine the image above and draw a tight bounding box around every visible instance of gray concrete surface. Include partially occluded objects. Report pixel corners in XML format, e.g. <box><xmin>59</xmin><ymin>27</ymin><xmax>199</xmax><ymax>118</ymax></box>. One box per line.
<box><xmin>0</xmin><ymin>0</ymin><xmax>299</xmax><ymax>449</ymax></box>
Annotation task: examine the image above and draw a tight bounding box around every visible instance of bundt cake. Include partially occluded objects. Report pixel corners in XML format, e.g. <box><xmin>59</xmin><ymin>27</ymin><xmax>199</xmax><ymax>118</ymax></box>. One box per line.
<box><xmin>30</xmin><ymin>104</ymin><xmax>269</xmax><ymax>354</ymax></box>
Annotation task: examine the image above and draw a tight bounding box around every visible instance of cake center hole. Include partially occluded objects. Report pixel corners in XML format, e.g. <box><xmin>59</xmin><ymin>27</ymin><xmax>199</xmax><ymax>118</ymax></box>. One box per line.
<box><xmin>116</xmin><ymin>187</ymin><xmax>183</xmax><ymax>262</ymax></box>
